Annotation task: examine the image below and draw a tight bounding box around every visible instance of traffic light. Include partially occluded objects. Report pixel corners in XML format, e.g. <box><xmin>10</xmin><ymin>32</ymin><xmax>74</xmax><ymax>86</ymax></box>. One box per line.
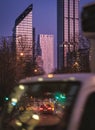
<box><xmin>4</xmin><ymin>97</ymin><xmax>9</xmax><ymax>101</ymax></box>
<box><xmin>54</xmin><ymin>92</ymin><xmax>66</xmax><ymax>104</ymax></box>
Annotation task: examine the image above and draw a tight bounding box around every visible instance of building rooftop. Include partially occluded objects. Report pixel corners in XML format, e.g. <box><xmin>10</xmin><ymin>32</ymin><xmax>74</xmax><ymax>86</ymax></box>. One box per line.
<box><xmin>15</xmin><ymin>4</ymin><xmax>33</xmax><ymax>26</ymax></box>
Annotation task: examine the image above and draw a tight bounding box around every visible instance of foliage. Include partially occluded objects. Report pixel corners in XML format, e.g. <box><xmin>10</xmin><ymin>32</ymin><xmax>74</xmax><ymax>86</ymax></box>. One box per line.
<box><xmin>0</xmin><ymin>37</ymin><xmax>16</xmax><ymax>106</ymax></box>
<box><xmin>0</xmin><ymin>36</ymin><xmax>45</xmax><ymax>107</ymax></box>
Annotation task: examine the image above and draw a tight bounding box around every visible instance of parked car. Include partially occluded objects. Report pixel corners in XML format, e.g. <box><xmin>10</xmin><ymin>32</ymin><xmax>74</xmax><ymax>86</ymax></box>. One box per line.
<box><xmin>1</xmin><ymin>73</ymin><xmax>95</xmax><ymax>130</ymax></box>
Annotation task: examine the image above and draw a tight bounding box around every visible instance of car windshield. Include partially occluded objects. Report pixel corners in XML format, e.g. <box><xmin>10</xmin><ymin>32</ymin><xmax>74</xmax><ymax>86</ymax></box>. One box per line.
<box><xmin>1</xmin><ymin>80</ymin><xmax>81</xmax><ymax>130</ymax></box>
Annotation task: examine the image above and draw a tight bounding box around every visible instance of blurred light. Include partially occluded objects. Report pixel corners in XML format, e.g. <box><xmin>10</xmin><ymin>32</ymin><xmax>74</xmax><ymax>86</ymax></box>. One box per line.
<box><xmin>62</xmin><ymin>106</ymin><xmax>65</xmax><ymax>109</ymax></box>
<box><xmin>19</xmin><ymin>85</ymin><xmax>25</xmax><ymax>90</ymax></box>
<box><xmin>60</xmin><ymin>94</ymin><xmax>66</xmax><ymax>99</ymax></box>
<box><xmin>11</xmin><ymin>98</ymin><xmax>18</xmax><ymax>106</ymax></box>
<box><xmin>32</xmin><ymin>114</ymin><xmax>39</xmax><ymax>120</ymax></box>
<box><xmin>75</xmin><ymin>62</ymin><xmax>78</xmax><ymax>65</ymax></box>
<box><xmin>11</xmin><ymin>98</ymin><xmax>18</xmax><ymax>103</ymax></box>
<box><xmin>30</xmin><ymin>96</ymin><xmax>33</xmax><ymax>99</ymax></box>
<box><xmin>64</xmin><ymin>45</ymin><xmax>67</xmax><ymax>47</ymax></box>
<box><xmin>15</xmin><ymin>120</ymin><xmax>22</xmax><ymax>126</ymax></box>
<box><xmin>54</xmin><ymin>92</ymin><xmax>66</xmax><ymax>103</ymax></box>
<box><xmin>4</xmin><ymin>97</ymin><xmax>9</xmax><ymax>101</ymax></box>
<box><xmin>34</xmin><ymin>69</ymin><xmax>38</xmax><ymax>73</ymax></box>
<box><xmin>20</xmin><ymin>52</ymin><xmax>24</xmax><ymax>56</ymax></box>
<box><xmin>11</xmin><ymin>102</ymin><xmax>17</xmax><ymax>106</ymax></box>
<box><xmin>38</xmin><ymin>77</ymin><xmax>44</xmax><ymax>81</ymax></box>
<box><xmin>52</xmin><ymin>107</ymin><xmax>54</xmax><ymax>111</ymax></box>
<box><xmin>48</xmin><ymin>74</ymin><xmax>54</xmax><ymax>78</ymax></box>
<box><xmin>69</xmin><ymin>77</ymin><xmax>76</xmax><ymax>81</ymax></box>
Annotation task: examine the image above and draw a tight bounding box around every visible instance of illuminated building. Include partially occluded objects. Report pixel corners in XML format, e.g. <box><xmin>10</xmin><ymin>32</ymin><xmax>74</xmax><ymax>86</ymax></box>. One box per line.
<box><xmin>38</xmin><ymin>34</ymin><xmax>54</xmax><ymax>74</ymax></box>
<box><xmin>13</xmin><ymin>4</ymin><xmax>33</xmax><ymax>61</ymax></box>
<box><xmin>57</xmin><ymin>0</ymin><xmax>80</xmax><ymax>70</ymax></box>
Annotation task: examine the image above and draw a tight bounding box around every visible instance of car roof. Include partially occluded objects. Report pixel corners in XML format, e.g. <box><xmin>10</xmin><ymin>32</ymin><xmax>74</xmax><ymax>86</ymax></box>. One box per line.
<box><xmin>19</xmin><ymin>73</ymin><xmax>95</xmax><ymax>84</ymax></box>
<box><xmin>83</xmin><ymin>1</ymin><xmax>95</xmax><ymax>8</ymax></box>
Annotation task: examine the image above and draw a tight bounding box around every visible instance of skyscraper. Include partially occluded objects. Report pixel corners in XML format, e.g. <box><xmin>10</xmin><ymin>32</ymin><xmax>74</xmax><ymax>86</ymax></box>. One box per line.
<box><xmin>13</xmin><ymin>4</ymin><xmax>33</xmax><ymax>61</ymax></box>
<box><xmin>57</xmin><ymin>0</ymin><xmax>80</xmax><ymax>70</ymax></box>
<box><xmin>38</xmin><ymin>34</ymin><xmax>54</xmax><ymax>74</ymax></box>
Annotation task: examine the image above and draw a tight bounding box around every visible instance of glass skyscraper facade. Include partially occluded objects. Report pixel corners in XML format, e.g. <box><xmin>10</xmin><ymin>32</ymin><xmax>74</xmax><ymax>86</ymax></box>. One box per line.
<box><xmin>13</xmin><ymin>4</ymin><xmax>33</xmax><ymax>61</ymax></box>
<box><xmin>38</xmin><ymin>34</ymin><xmax>54</xmax><ymax>74</ymax></box>
<box><xmin>57</xmin><ymin>0</ymin><xmax>80</xmax><ymax>70</ymax></box>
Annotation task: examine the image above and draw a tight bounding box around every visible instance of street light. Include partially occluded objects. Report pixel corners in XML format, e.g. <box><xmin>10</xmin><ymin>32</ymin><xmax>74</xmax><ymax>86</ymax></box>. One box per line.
<box><xmin>20</xmin><ymin>52</ymin><xmax>24</xmax><ymax>56</ymax></box>
<box><xmin>72</xmin><ymin>61</ymin><xmax>80</xmax><ymax>72</ymax></box>
<box><xmin>74</xmin><ymin>62</ymin><xmax>79</xmax><ymax>66</ymax></box>
<box><xmin>34</xmin><ymin>69</ymin><xmax>38</xmax><ymax>73</ymax></box>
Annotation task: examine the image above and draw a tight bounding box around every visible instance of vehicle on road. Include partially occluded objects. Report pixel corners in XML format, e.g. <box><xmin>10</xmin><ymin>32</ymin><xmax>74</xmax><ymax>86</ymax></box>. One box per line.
<box><xmin>39</xmin><ymin>104</ymin><xmax>54</xmax><ymax>114</ymax></box>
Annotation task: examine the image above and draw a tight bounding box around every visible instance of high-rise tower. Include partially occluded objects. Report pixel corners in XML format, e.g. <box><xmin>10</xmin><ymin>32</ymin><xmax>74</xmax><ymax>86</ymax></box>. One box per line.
<box><xmin>13</xmin><ymin>4</ymin><xmax>33</xmax><ymax>61</ymax></box>
<box><xmin>57</xmin><ymin>0</ymin><xmax>80</xmax><ymax>70</ymax></box>
<box><xmin>38</xmin><ymin>34</ymin><xmax>54</xmax><ymax>74</ymax></box>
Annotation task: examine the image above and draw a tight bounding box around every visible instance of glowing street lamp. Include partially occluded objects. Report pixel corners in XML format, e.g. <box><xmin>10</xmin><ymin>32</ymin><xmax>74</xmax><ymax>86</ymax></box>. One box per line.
<box><xmin>20</xmin><ymin>52</ymin><xmax>24</xmax><ymax>56</ymax></box>
<box><xmin>34</xmin><ymin>69</ymin><xmax>38</xmax><ymax>73</ymax></box>
<box><xmin>72</xmin><ymin>61</ymin><xmax>80</xmax><ymax>72</ymax></box>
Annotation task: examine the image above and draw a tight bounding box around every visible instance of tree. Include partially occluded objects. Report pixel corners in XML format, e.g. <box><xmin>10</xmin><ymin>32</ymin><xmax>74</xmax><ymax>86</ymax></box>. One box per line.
<box><xmin>0</xmin><ymin>35</ymin><xmax>45</xmax><ymax>107</ymax></box>
<box><xmin>68</xmin><ymin>33</ymin><xmax>90</xmax><ymax>73</ymax></box>
<box><xmin>15</xmin><ymin>35</ymin><xmax>33</xmax><ymax>80</ymax></box>
<box><xmin>0</xmin><ymin>37</ymin><xmax>16</xmax><ymax>106</ymax></box>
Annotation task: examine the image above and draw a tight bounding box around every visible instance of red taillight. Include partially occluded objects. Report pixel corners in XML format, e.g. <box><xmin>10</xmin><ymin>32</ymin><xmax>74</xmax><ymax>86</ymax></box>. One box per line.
<box><xmin>47</xmin><ymin>107</ymin><xmax>52</xmax><ymax>110</ymax></box>
<box><xmin>39</xmin><ymin>107</ymin><xmax>43</xmax><ymax>110</ymax></box>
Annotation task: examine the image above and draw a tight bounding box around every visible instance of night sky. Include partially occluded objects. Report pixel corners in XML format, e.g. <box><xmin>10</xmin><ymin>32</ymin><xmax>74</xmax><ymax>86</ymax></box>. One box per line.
<box><xmin>0</xmin><ymin>0</ymin><xmax>94</xmax><ymax>37</ymax></box>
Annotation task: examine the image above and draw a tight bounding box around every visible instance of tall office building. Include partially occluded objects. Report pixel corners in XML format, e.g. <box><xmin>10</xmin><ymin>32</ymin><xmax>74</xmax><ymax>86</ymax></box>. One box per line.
<box><xmin>38</xmin><ymin>34</ymin><xmax>54</xmax><ymax>74</ymax></box>
<box><xmin>13</xmin><ymin>4</ymin><xmax>33</xmax><ymax>61</ymax></box>
<box><xmin>57</xmin><ymin>0</ymin><xmax>80</xmax><ymax>70</ymax></box>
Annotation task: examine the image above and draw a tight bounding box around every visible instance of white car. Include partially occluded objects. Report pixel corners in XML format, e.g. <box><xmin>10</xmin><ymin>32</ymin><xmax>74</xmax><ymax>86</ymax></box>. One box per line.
<box><xmin>1</xmin><ymin>73</ymin><xmax>95</xmax><ymax>130</ymax></box>
<box><xmin>67</xmin><ymin>74</ymin><xmax>95</xmax><ymax>130</ymax></box>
